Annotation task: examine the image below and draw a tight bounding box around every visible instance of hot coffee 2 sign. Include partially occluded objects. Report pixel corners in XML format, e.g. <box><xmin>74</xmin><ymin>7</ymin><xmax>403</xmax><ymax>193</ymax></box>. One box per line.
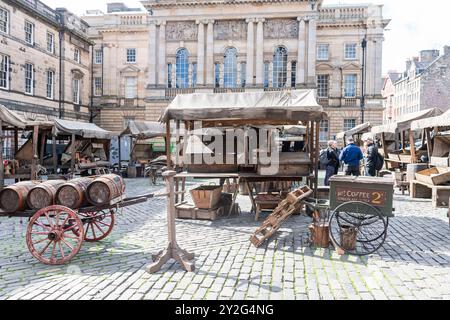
<box><xmin>335</xmin><ymin>187</ymin><xmax>387</xmax><ymax>207</ymax></box>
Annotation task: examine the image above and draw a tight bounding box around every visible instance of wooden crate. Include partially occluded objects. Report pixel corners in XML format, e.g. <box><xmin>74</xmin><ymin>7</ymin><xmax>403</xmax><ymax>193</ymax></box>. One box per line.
<box><xmin>190</xmin><ymin>185</ymin><xmax>222</xmax><ymax>209</ymax></box>
<box><xmin>430</xmin><ymin>157</ymin><xmax>450</xmax><ymax>167</ymax></box>
<box><xmin>175</xmin><ymin>204</ymin><xmax>222</xmax><ymax>221</ymax></box>
<box><xmin>415</xmin><ymin>167</ymin><xmax>450</xmax><ymax>186</ymax></box>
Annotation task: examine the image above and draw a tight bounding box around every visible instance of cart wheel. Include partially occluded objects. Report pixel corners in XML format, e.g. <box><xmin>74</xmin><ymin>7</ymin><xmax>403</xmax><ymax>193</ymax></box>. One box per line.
<box><xmin>74</xmin><ymin>209</ymin><xmax>115</xmax><ymax>242</ymax></box>
<box><xmin>26</xmin><ymin>205</ymin><xmax>84</xmax><ymax>265</ymax></box>
<box><xmin>329</xmin><ymin>201</ymin><xmax>388</xmax><ymax>256</ymax></box>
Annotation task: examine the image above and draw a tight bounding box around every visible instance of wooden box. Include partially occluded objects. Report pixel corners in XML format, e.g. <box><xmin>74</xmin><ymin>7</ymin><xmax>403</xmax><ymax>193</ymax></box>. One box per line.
<box><xmin>415</xmin><ymin>167</ymin><xmax>450</xmax><ymax>186</ymax></box>
<box><xmin>190</xmin><ymin>185</ymin><xmax>222</xmax><ymax>209</ymax></box>
<box><xmin>175</xmin><ymin>204</ymin><xmax>221</xmax><ymax>221</ymax></box>
<box><xmin>430</xmin><ymin>157</ymin><xmax>450</xmax><ymax>167</ymax></box>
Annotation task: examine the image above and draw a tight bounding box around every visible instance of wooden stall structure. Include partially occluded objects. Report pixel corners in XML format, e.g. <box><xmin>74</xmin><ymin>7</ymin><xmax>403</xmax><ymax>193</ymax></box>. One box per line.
<box><xmin>0</xmin><ymin>105</ymin><xmax>54</xmax><ymax>188</ymax></box>
<box><xmin>370</xmin><ymin>108</ymin><xmax>443</xmax><ymax>169</ymax></box>
<box><xmin>159</xmin><ymin>90</ymin><xmax>325</xmax><ymax>219</ymax></box>
<box><xmin>409</xmin><ymin>110</ymin><xmax>450</xmax><ymax>207</ymax></box>
<box><xmin>336</xmin><ymin>122</ymin><xmax>372</xmax><ymax>147</ymax></box>
<box><xmin>52</xmin><ymin>119</ymin><xmax>113</xmax><ymax>176</ymax></box>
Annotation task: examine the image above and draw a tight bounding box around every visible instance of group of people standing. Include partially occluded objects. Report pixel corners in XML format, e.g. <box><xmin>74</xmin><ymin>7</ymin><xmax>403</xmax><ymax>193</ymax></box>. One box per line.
<box><xmin>323</xmin><ymin>137</ymin><xmax>380</xmax><ymax>186</ymax></box>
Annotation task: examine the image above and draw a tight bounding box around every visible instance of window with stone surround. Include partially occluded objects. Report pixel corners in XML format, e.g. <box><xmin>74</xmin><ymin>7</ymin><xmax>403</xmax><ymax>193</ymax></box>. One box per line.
<box><xmin>317</xmin><ymin>44</ymin><xmax>329</xmax><ymax>61</ymax></box>
<box><xmin>47</xmin><ymin>32</ymin><xmax>55</xmax><ymax>54</ymax></box>
<box><xmin>0</xmin><ymin>54</ymin><xmax>9</xmax><ymax>89</ymax></box>
<box><xmin>94</xmin><ymin>77</ymin><xmax>102</xmax><ymax>96</ymax></box>
<box><xmin>25</xmin><ymin>63</ymin><xmax>34</xmax><ymax>95</ymax></box>
<box><xmin>72</xmin><ymin>78</ymin><xmax>80</xmax><ymax>104</ymax></box>
<box><xmin>74</xmin><ymin>48</ymin><xmax>81</xmax><ymax>63</ymax></box>
<box><xmin>291</xmin><ymin>61</ymin><xmax>297</xmax><ymax>87</ymax></box>
<box><xmin>240</xmin><ymin>62</ymin><xmax>246</xmax><ymax>88</ymax></box>
<box><xmin>224</xmin><ymin>47</ymin><xmax>237</xmax><ymax>88</ymax></box>
<box><xmin>317</xmin><ymin>75</ymin><xmax>329</xmax><ymax>98</ymax></box>
<box><xmin>344</xmin><ymin>43</ymin><xmax>357</xmax><ymax>60</ymax></box>
<box><xmin>125</xmin><ymin>77</ymin><xmax>137</xmax><ymax>99</ymax></box>
<box><xmin>343</xmin><ymin>119</ymin><xmax>356</xmax><ymax>132</ymax></box>
<box><xmin>167</xmin><ymin>63</ymin><xmax>173</xmax><ymax>88</ymax></box>
<box><xmin>95</xmin><ymin>49</ymin><xmax>103</xmax><ymax>64</ymax></box>
<box><xmin>344</xmin><ymin>74</ymin><xmax>357</xmax><ymax>98</ymax></box>
<box><xmin>176</xmin><ymin>48</ymin><xmax>189</xmax><ymax>88</ymax></box>
<box><xmin>126</xmin><ymin>48</ymin><xmax>136</xmax><ymax>63</ymax></box>
<box><xmin>0</xmin><ymin>7</ymin><xmax>9</xmax><ymax>34</ymax></box>
<box><xmin>320</xmin><ymin>120</ymin><xmax>329</xmax><ymax>142</ymax></box>
<box><xmin>273</xmin><ymin>47</ymin><xmax>288</xmax><ymax>88</ymax></box>
<box><xmin>46</xmin><ymin>70</ymin><xmax>54</xmax><ymax>99</ymax></box>
<box><xmin>24</xmin><ymin>20</ymin><xmax>34</xmax><ymax>45</ymax></box>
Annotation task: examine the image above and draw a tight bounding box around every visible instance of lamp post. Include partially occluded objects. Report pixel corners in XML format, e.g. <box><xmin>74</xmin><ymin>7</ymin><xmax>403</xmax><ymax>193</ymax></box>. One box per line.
<box><xmin>361</xmin><ymin>37</ymin><xmax>367</xmax><ymax>124</ymax></box>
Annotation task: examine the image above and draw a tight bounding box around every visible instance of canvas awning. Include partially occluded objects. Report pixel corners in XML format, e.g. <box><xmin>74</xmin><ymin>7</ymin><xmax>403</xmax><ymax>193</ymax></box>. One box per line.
<box><xmin>336</xmin><ymin>122</ymin><xmax>372</xmax><ymax>140</ymax></box>
<box><xmin>120</xmin><ymin>120</ymin><xmax>166</xmax><ymax>139</ymax></box>
<box><xmin>53</xmin><ymin>119</ymin><xmax>113</xmax><ymax>139</ymax></box>
<box><xmin>0</xmin><ymin>104</ymin><xmax>28</xmax><ymax>128</ymax></box>
<box><xmin>371</xmin><ymin>108</ymin><xmax>443</xmax><ymax>134</ymax></box>
<box><xmin>160</xmin><ymin>90</ymin><xmax>325</xmax><ymax>123</ymax></box>
<box><xmin>411</xmin><ymin>109</ymin><xmax>450</xmax><ymax>131</ymax></box>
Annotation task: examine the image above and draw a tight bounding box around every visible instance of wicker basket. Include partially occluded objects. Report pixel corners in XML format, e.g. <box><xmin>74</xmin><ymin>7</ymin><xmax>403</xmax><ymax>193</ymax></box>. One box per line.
<box><xmin>190</xmin><ymin>185</ymin><xmax>222</xmax><ymax>209</ymax></box>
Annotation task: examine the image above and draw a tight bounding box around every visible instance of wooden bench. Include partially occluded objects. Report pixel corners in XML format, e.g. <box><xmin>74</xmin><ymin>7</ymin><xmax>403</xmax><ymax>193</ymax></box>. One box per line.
<box><xmin>410</xmin><ymin>180</ymin><xmax>450</xmax><ymax>208</ymax></box>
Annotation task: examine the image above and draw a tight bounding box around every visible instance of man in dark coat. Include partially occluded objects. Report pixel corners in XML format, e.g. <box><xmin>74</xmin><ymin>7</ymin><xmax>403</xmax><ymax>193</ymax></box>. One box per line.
<box><xmin>339</xmin><ymin>137</ymin><xmax>363</xmax><ymax>176</ymax></box>
<box><xmin>364</xmin><ymin>137</ymin><xmax>378</xmax><ymax>177</ymax></box>
<box><xmin>324</xmin><ymin>140</ymin><xmax>340</xmax><ymax>186</ymax></box>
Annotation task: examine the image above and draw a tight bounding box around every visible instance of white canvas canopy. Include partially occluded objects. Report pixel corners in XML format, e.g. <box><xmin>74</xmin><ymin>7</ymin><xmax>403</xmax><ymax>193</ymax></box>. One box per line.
<box><xmin>53</xmin><ymin>119</ymin><xmax>112</xmax><ymax>139</ymax></box>
<box><xmin>371</xmin><ymin>108</ymin><xmax>443</xmax><ymax>134</ymax></box>
<box><xmin>411</xmin><ymin>109</ymin><xmax>450</xmax><ymax>131</ymax></box>
<box><xmin>120</xmin><ymin>120</ymin><xmax>166</xmax><ymax>139</ymax></box>
<box><xmin>336</xmin><ymin>122</ymin><xmax>372</xmax><ymax>140</ymax></box>
<box><xmin>0</xmin><ymin>104</ymin><xmax>28</xmax><ymax>128</ymax></box>
<box><xmin>160</xmin><ymin>90</ymin><xmax>325</xmax><ymax>122</ymax></box>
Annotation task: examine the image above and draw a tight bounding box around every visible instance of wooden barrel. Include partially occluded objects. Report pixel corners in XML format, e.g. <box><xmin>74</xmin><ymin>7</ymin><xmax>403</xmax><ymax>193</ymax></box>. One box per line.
<box><xmin>406</xmin><ymin>164</ymin><xmax>429</xmax><ymax>183</ymax></box>
<box><xmin>0</xmin><ymin>181</ymin><xmax>40</xmax><ymax>213</ymax></box>
<box><xmin>56</xmin><ymin>177</ymin><xmax>95</xmax><ymax>209</ymax></box>
<box><xmin>27</xmin><ymin>180</ymin><xmax>66</xmax><ymax>210</ymax></box>
<box><xmin>87</xmin><ymin>174</ymin><xmax>125</xmax><ymax>206</ymax></box>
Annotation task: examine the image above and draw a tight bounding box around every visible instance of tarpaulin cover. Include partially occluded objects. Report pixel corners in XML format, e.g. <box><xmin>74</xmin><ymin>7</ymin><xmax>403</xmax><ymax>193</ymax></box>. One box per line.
<box><xmin>336</xmin><ymin>122</ymin><xmax>372</xmax><ymax>140</ymax></box>
<box><xmin>0</xmin><ymin>104</ymin><xmax>28</xmax><ymax>128</ymax></box>
<box><xmin>53</xmin><ymin>119</ymin><xmax>112</xmax><ymax>139</ymax></box>
<box><xmin>120</xmin><ymin>120</ymin><xmax>166</xmax><ymax>139</ymax></box>
<box><xmin>411</xmin><ymin>109</ymin><xmax>450</xmax><ymax>131</ymax></box>
<box><xmin>160</xmin><ymin>90</ymin><xmax>325</xmax><ymax>122</ymax></box>
<box><xmin>371</xmin><ymin>108</ymin><xmax>443</xmax><ymax>134</ymax></box>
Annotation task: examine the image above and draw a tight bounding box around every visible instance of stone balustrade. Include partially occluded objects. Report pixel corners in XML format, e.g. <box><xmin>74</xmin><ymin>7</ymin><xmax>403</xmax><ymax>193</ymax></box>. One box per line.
<box><xmin>318</xmin><ymin>6</ymin><xmax>368</xmax><ymax>21</ymax></box>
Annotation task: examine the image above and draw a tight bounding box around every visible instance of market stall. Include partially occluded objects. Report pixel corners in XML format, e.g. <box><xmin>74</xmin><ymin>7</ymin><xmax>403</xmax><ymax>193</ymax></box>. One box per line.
<box><xmin>119</xmin><ymin>120</ymin><xmax>167</xmax><ymax>177</ymax></box>
<box><xmin>53</xmin><ymin>119</ymin><xmax>113</xmax><ymax>176</ymax></box>
<box><xmin>0</xmin><ymin>105</ymin><xmax>54</xmax><ymax>188</ymax></box>
<box><xmin>336</xmin><ymin>122</ymin><xmax>372</xmax><ymax>147</ymax></box>
<box><xmin>159</xmin><ymin>90</ymin><xmax>325</xmax><ymax>220</ymax></box>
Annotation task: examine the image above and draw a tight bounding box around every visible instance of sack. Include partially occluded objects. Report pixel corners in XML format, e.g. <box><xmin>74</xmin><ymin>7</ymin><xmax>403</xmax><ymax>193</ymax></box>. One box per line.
<box><xmin>319</xmin><ymin>149</ymin><xmax>330</xmax><ymax>166</ymax></box>
<box><xmin>375</xmin><ymin>152</ymin><xmax>384</xmax><ymax>171</ymax></box>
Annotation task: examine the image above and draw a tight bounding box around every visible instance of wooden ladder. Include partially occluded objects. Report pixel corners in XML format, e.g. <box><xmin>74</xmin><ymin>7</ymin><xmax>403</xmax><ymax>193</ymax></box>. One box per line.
<box><xmin>250</xmin><ymin>185</ymin><xmax>313</xmax><ymax>248</ymax></box>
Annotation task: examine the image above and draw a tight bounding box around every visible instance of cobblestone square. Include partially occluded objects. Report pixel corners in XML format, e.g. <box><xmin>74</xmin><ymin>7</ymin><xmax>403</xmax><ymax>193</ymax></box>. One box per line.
<box><xmin>0</xmin><ymin>177</ymin><xmax>450</xmax><ymax>300</ymax></box>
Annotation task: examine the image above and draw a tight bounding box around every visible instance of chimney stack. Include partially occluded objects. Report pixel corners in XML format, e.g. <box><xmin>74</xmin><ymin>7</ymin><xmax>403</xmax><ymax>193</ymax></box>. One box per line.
<box><xmin>420</xmin><ymin>50</ymin><xmax>440</xmax><ymax>62</ymax></box>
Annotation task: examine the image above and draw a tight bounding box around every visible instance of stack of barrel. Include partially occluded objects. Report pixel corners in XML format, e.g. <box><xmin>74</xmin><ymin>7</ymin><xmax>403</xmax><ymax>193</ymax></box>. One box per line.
<box><xmin>0</xmin><ymin>174</ymin><xmax>125</xmax><ymax>213</ymax></box>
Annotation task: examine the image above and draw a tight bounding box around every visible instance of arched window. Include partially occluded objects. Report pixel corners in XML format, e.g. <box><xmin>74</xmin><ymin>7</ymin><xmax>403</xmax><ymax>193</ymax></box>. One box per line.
<box><xmin>223</xmin><ymin>47</ymin><xmax>237</xmax><ymax>88</ymax></box>
<box><xmin>273</xmin><ymin>47</ymin><xmax>288</xmax><ymax>88</ymax></box>
<box><xmin>176</xmin><ymin>48</ymin><xmax>189</xmax><ymax>88</ymax></box>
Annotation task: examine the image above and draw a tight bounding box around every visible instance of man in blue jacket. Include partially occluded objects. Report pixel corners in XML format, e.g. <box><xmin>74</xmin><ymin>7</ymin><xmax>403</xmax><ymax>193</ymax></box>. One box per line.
<box><xmin>339</xmin><ymin>137</ymin><xmax>363</xmax><ymax>176</ymax></box>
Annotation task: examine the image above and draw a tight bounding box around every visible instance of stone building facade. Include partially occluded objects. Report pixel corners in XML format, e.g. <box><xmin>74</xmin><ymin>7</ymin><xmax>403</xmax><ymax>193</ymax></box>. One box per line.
<box><xmin>84</xmin><ymin>0</ymin><xmax>389</xmax><ymax>139</ymax></box>
<box><xmin>384</xmin><ymin>47</ymin><xmax>450</xmax><ymax>123</ymax></box>
<box><xmin>0</xmin><ymin>0</ymin><xmax>92</xmax><ymax>122</ymax></box>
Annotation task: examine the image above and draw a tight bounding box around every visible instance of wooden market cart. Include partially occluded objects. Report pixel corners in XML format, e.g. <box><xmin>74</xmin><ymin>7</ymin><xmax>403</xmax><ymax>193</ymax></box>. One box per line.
<box><xmin>158</xmin><ymin>90</ymin><xmax>326</xmax><ymax>219</ymax></box>
<box><xmin>52</xmin><ymin>119</ymin><xmax>113</xmax><ymax>176</ymax></box>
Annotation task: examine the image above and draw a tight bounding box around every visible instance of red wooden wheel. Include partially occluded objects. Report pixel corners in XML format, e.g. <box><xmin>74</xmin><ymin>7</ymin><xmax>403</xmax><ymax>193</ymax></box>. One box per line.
<box><xmin>75</xmin><ymin>209</ymin><xmax>115</xmax><ymax>242</ymax></box>
<box><xmin>26</xmin><ymin>205</ymin><xmax>84</xmax><ymax>265</ymax></box>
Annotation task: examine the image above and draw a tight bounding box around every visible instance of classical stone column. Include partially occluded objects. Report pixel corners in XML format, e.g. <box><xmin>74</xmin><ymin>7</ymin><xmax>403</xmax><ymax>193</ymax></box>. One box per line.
<box><xmin>205</xmin><ymin>20</ymin><xmax>215</xmax><ymax>86</ymax></box>
<box><xmin>365</xmin><ymin>38</ymin><xmax>374</xmax><ymax>96</ymax></box>
<box><xmin>196</xmin><ymin>20</ymin><xmax>205</xmax><ymax>86</ymax></box>
<box><xmin>296</xmin><ymin>18</ymin><xmax>306</xmax><ymax>85</ymax></box>
<box><xmin>158</xmin><ymin>21</ymin><xmax>166</xmax><ymax>87</ymax></box>
<box><xmin>246</xmin><ymin>18</ymin><xmax>255</xmax><ymax>86</ymax></box>
<box><xmin>255</xmin><ymin>18</ymin><xmax>265</xmax><ymax>85</ymax></box>
<box><xmin>307</xmin><ymin>16</ymin><xmax>317</xmax><ymax>86</ymax></box>
<box><xmin>148</xmin><ymin>21</ymin><xmax>157</xmax><ymax>86</ymax></box>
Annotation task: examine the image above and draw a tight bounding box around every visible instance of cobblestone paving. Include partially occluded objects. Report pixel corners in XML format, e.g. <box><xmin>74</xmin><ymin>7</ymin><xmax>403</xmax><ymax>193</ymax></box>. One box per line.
<box><xmin>0</xmin><ymin>177</ymin><xmax>450</xmax><ymax>300</ymax></box>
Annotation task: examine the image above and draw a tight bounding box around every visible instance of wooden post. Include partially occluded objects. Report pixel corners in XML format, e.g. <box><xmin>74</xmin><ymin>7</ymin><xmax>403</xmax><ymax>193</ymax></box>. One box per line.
<box><xmin>14</xmin><ymin>128</ymin><xmax>18</xmax><ymax>155</ymax></box>
<box><xmin>166</xmin><ymin>120</ymin><xmax>171</xmax><ymax>169</ymax></box>
<box><xmin>425</xmin><ymin>128</ymin><xmax>433</xmax><ymax>162</ymax></box>
<box><xmin>147</xmin><ymin>170</ymin><xmax>195</xmax><ymax>273</ymax></box>
<box><xmin>401</xmin><ymin>131</ymin><xmax>405</xmax><ymax>151</ymax></box>
<box><xmin>175</xmin><ymin>120</ymin><xmax>180</xmax><ymax>169</ymax></box>
<box><xmin>71</xmin><ymin>133</ymin><xmax>76</xmax><ymax>175</ymax></box>
<box><xmin>314</xmin><ymin>121</ymin><xmax>320</xmax><ymax>195</ymax></box>
<box><xmin>31</xmin><ymin>125</ymin><xmax>39</xmax><ymax>180</ymax></box>
<box><xmin>118</xmin><ymin>135</ymin><xmax>122</xmax><ymax>175</ymax></box>
<box><xmin>0</xmin><ymin>120</ymin><xmax>4</xmax><ymax>189</ymax></box>
<box><xmin>409</xmin><ymin>130</ymin><xmax>416</xmax><ymax>164</ymax></box>
<box><xmin>39</xmin><ymin>131</ymin><xmax>46</xmax><ymax>165</ymax></box>
<box><xmin>381</xmin><ymin>132</ymin><xmax>389</xmax><ymax>169</ymax></box>
<box><xmin>52</xmin><ymin>135</ymin><xmax>57</xmax><ymax>174</ymax></box>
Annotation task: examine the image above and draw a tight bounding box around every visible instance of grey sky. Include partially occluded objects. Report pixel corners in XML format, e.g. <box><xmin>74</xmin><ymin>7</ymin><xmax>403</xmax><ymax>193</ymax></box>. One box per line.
<box><xmin>43</xmin><ymin>0</ymin><xmax>450</xmax><ymax>74</ymax></box>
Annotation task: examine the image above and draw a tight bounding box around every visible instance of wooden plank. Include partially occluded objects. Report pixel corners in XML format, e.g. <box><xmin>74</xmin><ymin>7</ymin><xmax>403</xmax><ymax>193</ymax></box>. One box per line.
<box><xmin>425</xmin><ymin>128</ymin><xmax>433</xmax><ymax>160</ymax></box>
<box><xmin>409</xmin><ymin>131</ymin><xmax>416</xmax><ymax>164</ymax></box>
